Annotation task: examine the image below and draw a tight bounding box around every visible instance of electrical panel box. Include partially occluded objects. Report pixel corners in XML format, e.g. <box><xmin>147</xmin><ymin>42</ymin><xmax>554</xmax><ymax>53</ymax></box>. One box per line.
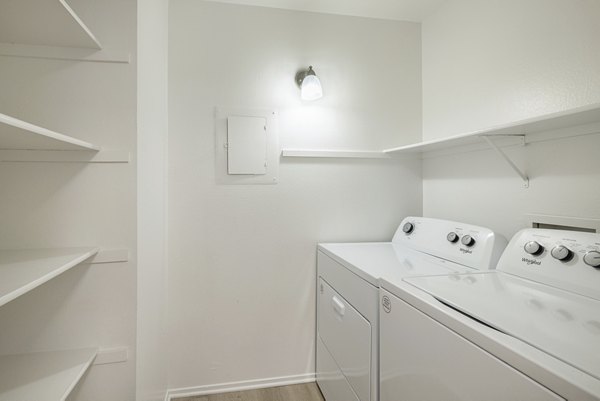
<box><xmin>215</xmin><ymin>107</ymin><xmax>278</xmax><ymax>185</ymax></box>
<box><xmin>227</xmin><ymin>116</ymin><xmax>267</xmax><ymax>175</ymax></box>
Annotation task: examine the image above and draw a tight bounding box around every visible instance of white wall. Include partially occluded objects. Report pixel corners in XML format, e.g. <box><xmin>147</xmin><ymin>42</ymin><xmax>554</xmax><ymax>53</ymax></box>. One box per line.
<box><xmin>0</xmin><ymin>1</ymin><xmax>137</xmax><ymax>400</ymax></box>
<box><xmin>422</xmin><ymin>0</ymin><xmax>600</xmax><ymax>141</ymax></box>
<box><xmin>422</xmin><ymin>134</ymin><xmax>600</xmax><ymax>240</ymax></box>
<box><xmin>167</xmin><ymin>0</ymin><xmax>422</xmax><ymax>391</ymax></box>
<box><xmin>421</xmin><ymin>0</ymin><xmax>600</xmax><ymax>239</ymax></box>
<box><xmin>137</xmin><ymin>0</ymin><xmax>169</xmax><ymax>400</ymax></box>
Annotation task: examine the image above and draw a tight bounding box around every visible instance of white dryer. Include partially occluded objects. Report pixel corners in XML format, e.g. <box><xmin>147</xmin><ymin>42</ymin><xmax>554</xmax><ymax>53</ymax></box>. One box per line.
<box><xmin>380</xmin><ymin>228</ymin><xmax>600</xmax><ymax>401</ymax></box>
<box><xmin>316</xmin><ymin>217</ymin><xmax>507</xmax><ymax>401</ymax></box>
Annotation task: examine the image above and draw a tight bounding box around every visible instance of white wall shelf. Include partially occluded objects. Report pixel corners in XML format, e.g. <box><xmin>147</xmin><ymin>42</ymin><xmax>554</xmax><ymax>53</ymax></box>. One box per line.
<box><xmin>384</xmin><ymin>102</ymin><xmax>600</xmax><ymax>156</ymax></box>
<box><xmin>0</xmin><ymin>43</ymin><xmax>130</xmax><ymax>64</ymax></box>
<box><xmin>281</xmin><ymin>105</ymin><xmax>600</xmax><ymax>176</ymax></box>
<box><xmin>281</xmin><ymin>149</ymin><xmax>389</xmax><ymax>159</ymax></box>
<box><xmin>0</xmin><ymin>149</ymin><xmax>130</xmax><ymax>163</ymax></box>
<box><xmin>0</xmin><ymin>113</ymin><xmax>100</xmax><ymax>152</ymax></box>
<box><xmin>0</xmin><ymin>0</ymin><xmax>133</xmax><ymax>63</ymax></box>
<box><xmin>0</xmin><ymin>247</ymin><xmax>99</xmax><ymax>308</ymax></box>
<box><xmin>0</xmin><ymin>0</ymin><xmax>101</xmax><ymax>49</ymax></box>
<box><xmin>0</xmin><ymin>348</ymin><xmax>97</xmax><ymax>401</ymax></box>
<box><xmin>383</xmin><ymin>103</ymin><xmax>600</xmax><ymax>187</ymax></box>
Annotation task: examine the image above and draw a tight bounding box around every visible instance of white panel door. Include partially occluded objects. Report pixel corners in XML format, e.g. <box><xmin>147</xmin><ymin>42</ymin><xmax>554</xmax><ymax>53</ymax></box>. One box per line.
<box><xmin>318</xmin><ymin>278</ymin><xmax>371</xmax><ymax>401</ymax></box>
<box><xmin>380</xmin><ymin>289</ymin><xmax>565</xmax><ymax>401</ymax></box>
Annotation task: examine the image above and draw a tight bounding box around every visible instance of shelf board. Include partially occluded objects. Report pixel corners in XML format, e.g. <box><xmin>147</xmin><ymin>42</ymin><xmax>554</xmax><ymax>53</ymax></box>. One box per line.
<box><xmin>281</xmin><ymin>149</ymin><xmax>389</xmax><ymax>159</ymax></box>
<box><xmin>0</xmin><ymin>149</ymin><xmax>130</xmax><ymax>163</ymax></box>
<box><xmin>0</xmin><ymin>43</ymin><xmax>130</xmax><ymax>64</ymax></box>
<box><xmin>0</xmin><ymin>247</ymin><xmax>99</xmax><ymax>308</ymax></box>
<box><xmin>384</xmin><ymin>102</ymin><xmax>600</xmax><ymax>155</ymax></box>
<box><xmin>0</xmin><ymin>113</ymin><xmax>100</xmax><ymax>151</ymax></box>
<box><xmin>0</xmin><ymin>0</ymin><xmax>101</xmax><ymax>49</ymax></box>
<box><xmin>0</xmin><ymin>348</ymin><xmax>97</xmax><ymax>401</ymax></box>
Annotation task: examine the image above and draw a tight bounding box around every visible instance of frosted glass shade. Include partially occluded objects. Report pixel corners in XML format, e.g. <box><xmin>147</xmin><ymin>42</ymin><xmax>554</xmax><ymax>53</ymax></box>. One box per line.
<box><xmin>301</xmin><ymin>74</ymin><xmax>323</xmax><ymax>101</ymax></box>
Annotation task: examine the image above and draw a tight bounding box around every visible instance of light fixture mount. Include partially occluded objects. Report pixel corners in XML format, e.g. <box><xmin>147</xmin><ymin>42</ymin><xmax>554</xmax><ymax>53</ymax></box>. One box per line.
<box><xmin>295</xmin><ymin>66</ymin><xmax>317</xmax><ymax>88</ymax></box>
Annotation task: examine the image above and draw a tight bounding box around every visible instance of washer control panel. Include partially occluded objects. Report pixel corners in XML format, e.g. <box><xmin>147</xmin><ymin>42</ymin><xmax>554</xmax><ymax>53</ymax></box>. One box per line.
<box><xmin>393</xmin><ymin>217</ymin><xmax>507</xmax><ymax>270</ymax></box>
<box><xmin>498</xmin><ymin>229</ymin><xmax>600</xmax><ymax>299</ymax></box>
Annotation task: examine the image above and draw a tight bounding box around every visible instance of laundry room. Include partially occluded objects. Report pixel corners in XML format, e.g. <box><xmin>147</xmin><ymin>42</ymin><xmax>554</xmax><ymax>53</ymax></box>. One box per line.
<box><xmin>0</xmin><ymin>1</ymin><xmax>598</xmax><ymax>401</ymax></box>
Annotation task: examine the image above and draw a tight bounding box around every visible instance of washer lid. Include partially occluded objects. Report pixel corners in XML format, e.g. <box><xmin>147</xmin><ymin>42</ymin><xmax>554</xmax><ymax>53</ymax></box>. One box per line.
<box><xmin>318</xmin><ymin>242</ymin><xmax>474</xmax><ymax>286</ymax></box>
<box><xmin>404</xmin><ymin>272</ymin><xmax>600</xmax><ymax>381</ymax></box>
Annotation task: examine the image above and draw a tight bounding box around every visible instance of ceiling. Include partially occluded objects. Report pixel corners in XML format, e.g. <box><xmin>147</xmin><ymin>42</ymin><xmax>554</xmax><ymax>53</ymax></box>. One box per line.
<box><xmin>204</xmin><ymin>0</ymin><xmax>447</xmax><ymax>22</ymax></box>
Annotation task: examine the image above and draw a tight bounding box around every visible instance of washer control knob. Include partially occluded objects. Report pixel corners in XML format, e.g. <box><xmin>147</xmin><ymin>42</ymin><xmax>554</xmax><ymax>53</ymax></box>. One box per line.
<box><xmin>402</xmin><ymin>222</ymin><xmax>414</xmax><ymax>234</ymax></box>
<box><xmin>551</xmin><ymin>245</ymin><xmax>573</xmax><ymax>262</ymax></box>
<box><xmin>583</xmin><ymin>251</ymin><xmax>600</xmax><ymax>268</ymax></box>
<box><xmin>461</xmin><ymin>235</ymin><xmax>475</xmax><ymax>247</ymax></box>
<box><xmin>447</xmin><ymin>232</ymin><xmax>459</xmax><ymax>243</ymax></box>
<box><xmin>524</xmin><ymin>241</ymin><xmax>544</xmax><ymax>256</ymax></box>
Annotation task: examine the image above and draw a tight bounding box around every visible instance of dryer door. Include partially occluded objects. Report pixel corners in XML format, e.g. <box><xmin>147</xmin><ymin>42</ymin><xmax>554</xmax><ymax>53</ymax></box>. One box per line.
<box><xmin>318</xmin><ymin>278</ymin><xmax>371</xmax><ymax>401</ymax></box>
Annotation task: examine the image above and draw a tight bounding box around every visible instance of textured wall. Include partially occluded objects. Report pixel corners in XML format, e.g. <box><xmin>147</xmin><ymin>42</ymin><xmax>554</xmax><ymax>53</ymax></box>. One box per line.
<box><xmin>137</xmin><ymin>0</ymin><xmax>169</xmax><ymax>399</ymax></box>
<box><xmin>421</xmin><ymin>0</ymin><xmax>600</xmax><ymax>239</ymax></box>
<box><xmin>167</xmin><ymin>1</ymin><xmax>423</xmax><ymax>391</ymax></box>
<box><xmin>422</xmin><ymin>0</ymin><xmax>600</xmax><ymax>141</ymax></box>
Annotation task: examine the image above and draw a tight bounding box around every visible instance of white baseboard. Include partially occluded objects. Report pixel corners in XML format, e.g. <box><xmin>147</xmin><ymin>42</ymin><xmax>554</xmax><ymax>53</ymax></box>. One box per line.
<box><xmin>166</xmin><ymin>373</ymin><xmax>316</xmax><ymax>400</ymax></box>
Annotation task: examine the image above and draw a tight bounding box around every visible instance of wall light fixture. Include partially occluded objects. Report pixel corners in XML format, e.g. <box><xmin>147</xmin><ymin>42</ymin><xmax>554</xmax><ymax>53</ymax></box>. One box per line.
<box><xmin>296</xmin><ymin>66</ymin><xmax>323</xmax><ymax>101</ymax></box>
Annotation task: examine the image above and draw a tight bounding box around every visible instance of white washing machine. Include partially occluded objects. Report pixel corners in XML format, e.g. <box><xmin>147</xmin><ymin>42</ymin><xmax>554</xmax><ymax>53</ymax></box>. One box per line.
<box><xmin>380</xmin><ymin>228</ymin><xmax>600</xmax><ymax>401</ymax></box>
<box><xmin>316</xmin><ymin>217</ymin><xmax>507</xmax><ymax>401</ymax></box>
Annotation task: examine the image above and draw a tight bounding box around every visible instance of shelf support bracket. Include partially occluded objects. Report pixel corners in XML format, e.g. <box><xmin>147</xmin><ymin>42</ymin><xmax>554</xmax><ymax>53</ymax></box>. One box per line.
<box><xmin>481</xmin><ymin>135</ymin><xmax>529</xmax><ymax>188</ymax></box>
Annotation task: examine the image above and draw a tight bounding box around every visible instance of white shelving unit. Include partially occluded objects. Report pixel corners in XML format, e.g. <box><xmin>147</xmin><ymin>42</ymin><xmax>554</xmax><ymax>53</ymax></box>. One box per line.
<box><xmin>383</xmin><ymin>103</ymin><xmax>600</xmax><ymax>187</ymax></box>
<box><xmin>0</xmin><ymin>0</ymin><xmax>101</xmax><ymax>49</ymax></box>
<box><xmin>0</xmin><ymin>2</ymin><xmax>126</xmax><ymax>400</ymax></box>
<box><xmin>279</xmin><ymin>104</ymin><xmax>600</xmax><ymax>186</ymax></box>
<box><xmin>0</xmin><ymin>113</ymin><xmax>100</xmax><ymax>151</ymax></box>
<box><xmin>0</xmin><ymin>348</ymin><xmax>97</xmax><ymax>401</ymax></box>
<box><xmin>0</xmin><ymin>247</ymin><xmax>99</xmax><ymax>308</ymax></box>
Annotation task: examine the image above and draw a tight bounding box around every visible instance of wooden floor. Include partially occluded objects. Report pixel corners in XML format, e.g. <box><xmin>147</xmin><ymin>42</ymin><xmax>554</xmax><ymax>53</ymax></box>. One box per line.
<box><xmin>175</xmin><ymin>383</ymin><xmax>325</xmax><ymax>401</ymax></box>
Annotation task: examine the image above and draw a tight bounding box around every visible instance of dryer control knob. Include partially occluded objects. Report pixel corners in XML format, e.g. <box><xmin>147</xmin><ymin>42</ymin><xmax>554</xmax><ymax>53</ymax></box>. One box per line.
<box><xmin>402</xmin><ymin>222</ymin><xmax>414</xmax><ymax>234</ymax></box>
<box><xmin>461</xmin><ymin>235</ymin><xmax>475</xmax><ymax>247</ymax></box>
<box><xmin>551</xmin><ymin>245</ymin><xmax>573</xmax><ymax>262</ymax></box>
<box><xmin>583</xmin><ymin>251</ymin><xmax>600</xmax><ymax>268</ymax></box>
<box><xmin>524</xmin><ymin>241</ymin><xmax>544</xmax><ymax>256</ymax></box>
<box><xmin>447</xmin><ymin>232</ymin><xmax>459</xmax><ymax>243</ymax></box>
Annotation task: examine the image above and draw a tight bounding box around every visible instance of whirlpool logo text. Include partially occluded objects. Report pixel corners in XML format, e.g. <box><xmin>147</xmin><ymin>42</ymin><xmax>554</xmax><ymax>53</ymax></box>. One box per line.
<box><xmin>522</xmin><ymin>257</ymin><xmax>542</xmax><ymax>266</ymax></box>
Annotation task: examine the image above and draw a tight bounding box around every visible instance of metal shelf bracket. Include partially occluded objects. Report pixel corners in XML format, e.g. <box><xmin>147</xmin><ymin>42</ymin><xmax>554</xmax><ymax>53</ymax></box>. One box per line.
<box><xmin>481</xmin><ymin>135</ymin><xmax>529</xmax><ymax>188</ymax></box>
